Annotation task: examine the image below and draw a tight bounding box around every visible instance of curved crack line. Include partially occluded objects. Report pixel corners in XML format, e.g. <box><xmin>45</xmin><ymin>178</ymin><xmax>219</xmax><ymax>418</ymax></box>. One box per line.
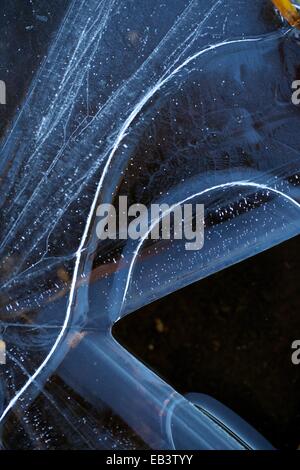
<box><xmin>0</xmin><ymin>32</ymin><xmax>286</xmax><ymax>423</ymax></box>
<box><xmin>119</xmin><ymin>180</ymin><xmax>300</xmax><ymax>313</ymax></box>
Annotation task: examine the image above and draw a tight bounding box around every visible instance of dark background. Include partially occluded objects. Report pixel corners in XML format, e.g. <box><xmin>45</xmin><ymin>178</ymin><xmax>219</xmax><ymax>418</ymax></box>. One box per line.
<box><xmin>115</xmin><ymin>236</ymin><xmax>300</xmax><ymax>449</ymax></box>
<box><xmin>0</xmin><ymin>0</ymin><xmax>70</xmax><ymax>136</ymax></box>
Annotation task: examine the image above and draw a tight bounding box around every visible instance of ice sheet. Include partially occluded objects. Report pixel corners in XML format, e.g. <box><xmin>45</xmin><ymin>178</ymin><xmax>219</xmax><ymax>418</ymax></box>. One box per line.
<box><xmin>0</xmin><ymin>0</ymin><xmax>299</xmax><ymax>449</ymax></box>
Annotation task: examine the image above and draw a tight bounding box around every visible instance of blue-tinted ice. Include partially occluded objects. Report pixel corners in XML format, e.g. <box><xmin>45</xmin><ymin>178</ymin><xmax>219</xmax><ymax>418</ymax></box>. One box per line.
<box><xmin>0</xmin><ymin>0</ymin><xmax>299</xmax><ymax>449</ymax></box>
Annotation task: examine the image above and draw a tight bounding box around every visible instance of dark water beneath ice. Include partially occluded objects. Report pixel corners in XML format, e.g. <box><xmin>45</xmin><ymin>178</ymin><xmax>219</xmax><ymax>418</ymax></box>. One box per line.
<box><xmin>0</xmin><ymin>0</ymin><xmax>299</xmax><ymax>449</ymax></box>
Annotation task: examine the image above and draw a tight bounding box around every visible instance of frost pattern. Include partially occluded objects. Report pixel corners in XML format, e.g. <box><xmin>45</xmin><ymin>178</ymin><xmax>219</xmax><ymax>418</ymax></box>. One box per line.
<box><xmin>0</xmin><ymin>0</ymin><xmax>299</xmax><ymax>449</ymax></box>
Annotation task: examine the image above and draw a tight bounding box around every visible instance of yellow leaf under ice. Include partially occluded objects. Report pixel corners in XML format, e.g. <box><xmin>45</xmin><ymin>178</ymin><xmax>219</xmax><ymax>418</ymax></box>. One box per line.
<box><xmin>272</xmin><ymin>0</ymin><xmax>300</xmax><ymax>28</ymax></box>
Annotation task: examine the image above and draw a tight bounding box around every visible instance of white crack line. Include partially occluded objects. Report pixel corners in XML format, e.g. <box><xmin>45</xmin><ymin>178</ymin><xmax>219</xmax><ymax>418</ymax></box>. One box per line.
<box><xmin>0</xmin><ymin>34</ymin><xmax>287</xmax><ymax>422</ymax></box>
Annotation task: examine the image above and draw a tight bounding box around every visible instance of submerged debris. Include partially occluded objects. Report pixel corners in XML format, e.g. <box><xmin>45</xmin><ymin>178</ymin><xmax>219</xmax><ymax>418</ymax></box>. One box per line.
<box><xmin>272</xmin><ymin>0</ymin><xmax>300</xmax><ymax>28</ymax></box>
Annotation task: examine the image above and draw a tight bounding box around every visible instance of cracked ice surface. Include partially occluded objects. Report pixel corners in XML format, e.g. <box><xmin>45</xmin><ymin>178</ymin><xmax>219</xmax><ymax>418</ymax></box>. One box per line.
<box><xmin>0</xmin><ymin>0</ymin><xmax>299</xmax><ymax>449</ymax></box>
